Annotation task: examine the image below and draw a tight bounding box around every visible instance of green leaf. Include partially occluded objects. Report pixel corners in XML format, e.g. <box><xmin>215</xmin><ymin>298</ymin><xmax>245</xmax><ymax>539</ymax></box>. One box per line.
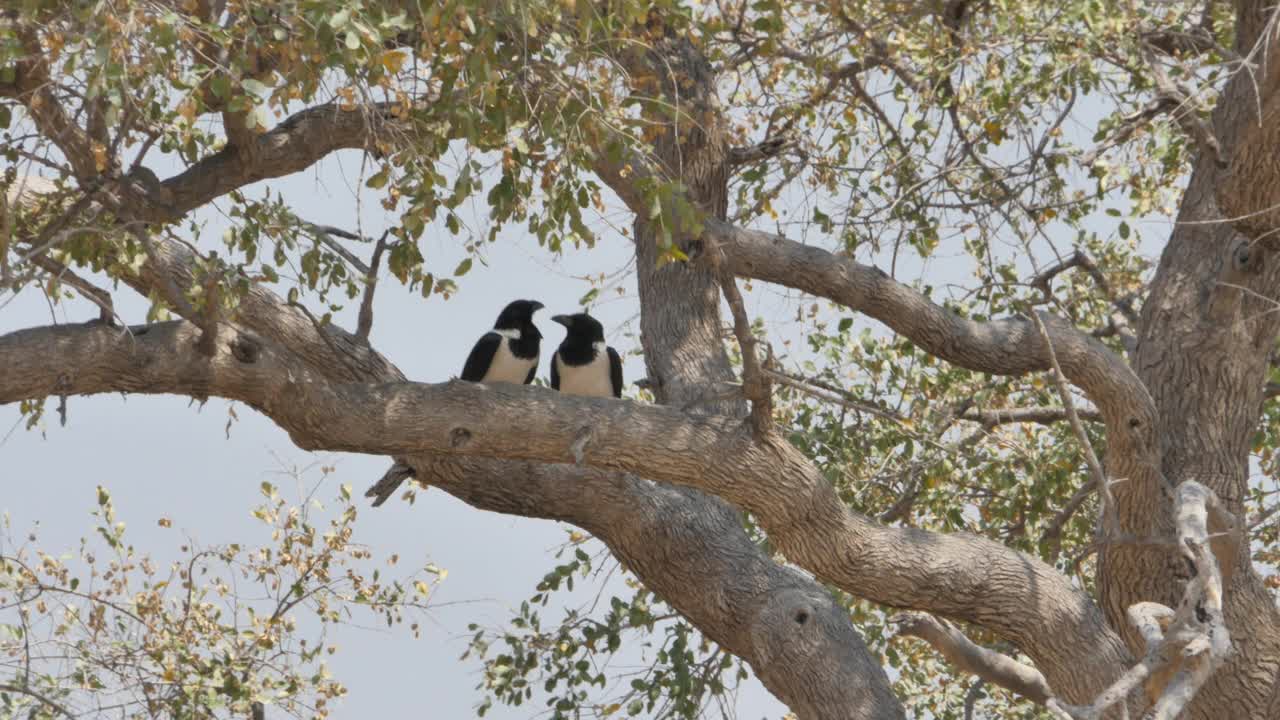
<box><xmin>366</xmin><ymin>168</ymin><xmax>390</xmax><ymax>189</ymax></box>
<box><xmin>454</xmin><ymin>258</ymin><xmax>472</xmax><ymax>276</ymax></box>
<box><xmin>241</xmin><ymin>78</ymin><xmax>270</xmax><ymax>97</ymax></box>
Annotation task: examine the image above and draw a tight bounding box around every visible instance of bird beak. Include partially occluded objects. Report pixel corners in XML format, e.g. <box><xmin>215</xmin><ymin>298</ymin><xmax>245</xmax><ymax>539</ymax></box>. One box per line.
<box><xmin>531</xmin><ymin>301</ymin><xmax>545</xmax><ymax>312</ymax></box>
<box><xmin>551</xmin><ymin>314</ymin><xmax>571</xmax><ymax>327</ymax></box>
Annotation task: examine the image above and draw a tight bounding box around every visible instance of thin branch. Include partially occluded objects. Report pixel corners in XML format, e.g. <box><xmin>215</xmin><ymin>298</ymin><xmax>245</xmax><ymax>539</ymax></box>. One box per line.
<box><xmin>764</xmin><ymin>367</ymin><xmax>909</xmax><ymax>425</ymax></box>
<box><xmin>1031</xmin><ymin>250</ymin><xmax>1139</xmax><ymax>327</ymax></box>
<box><xmin>959</xmin><ymin>406</ymin><xmax>1103</xmax><ymax>426</ymax></box>
<box><xmin>356</xmin><ymin>230</ymin><xmax>390</xmax><ymax>343</ymax></box>
<box><xmin>301</xmin><ymin>222</ymin><xmax>371</xmax><ymax>275</ymax></box>
<box><xmin>0</xmin><ymin>682</ymin><xmax>75</xmax><ymax>719</ymax></box>
<box><xmin>1031</xmin><ymin>312</ymin><xmax>1121</xmax><ymax>539</ymax></box>
<box><xmin>1136</xmin><ymin>29</ymin><xmax>1227</xmax><ymax>168</ymax></box>
<box><xmin>705</xmin><ymin>236</ymin><xmax>773</xmax><ymax>435</ymax></box>
<box><xmin>1041</xmin><ymin>478</ymin><xmax>1098</xmax><ymax>562</ymax></box>
<box><xmin>891</xmin><ymin>613</ymin><xmax>1056</xmax><ymax>706</ymax></box>
<box><xmin>30</xmin><ymin>254</ymin><xmax>117</xmax><ymax>325</ymax></box>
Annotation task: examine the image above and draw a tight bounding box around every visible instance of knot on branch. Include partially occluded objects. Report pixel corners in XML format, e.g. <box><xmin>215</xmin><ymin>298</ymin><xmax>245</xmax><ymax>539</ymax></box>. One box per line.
<box><xmin>449</xmin><ymin>427</ymin><xmax>472</xmax><ymax>449</ymax></box>
<box><xmin>751</xmin><ymin>588</ymin><xmax>831</xmax><ymax>668</ymax></box>
<box><xmin>1230</xmin><ymin>238</ymin><xmax>1262</xmax><ymax>276</ymax></box>
<box><xmin>230</xmin><ymin>335</ymin><xmax>259</xmax><ymax>364</ymax></box>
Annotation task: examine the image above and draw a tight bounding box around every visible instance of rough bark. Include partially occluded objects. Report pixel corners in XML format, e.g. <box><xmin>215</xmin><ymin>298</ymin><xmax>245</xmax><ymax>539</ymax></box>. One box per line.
<box><xmin>1108</xmin><ymin>3</ymin><xmax>1280</xmax><ymax>716</ymax></box>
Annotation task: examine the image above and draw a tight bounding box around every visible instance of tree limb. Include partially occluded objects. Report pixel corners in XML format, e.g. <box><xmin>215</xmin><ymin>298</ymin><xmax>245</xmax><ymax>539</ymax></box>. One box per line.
<box><xmin>0</xmin><ymin>317</ymin><xmax>1131</xmax><ymax>703</ymax></box>
<box><xmin>356</xmin><ymin>230</ymin><xmax>390</xmax><ymax>343</ymax></box>
<box><xmin>891</xmin><ymin>612</ymin><xmax>1056</xmax><ymax>705</ymax></box>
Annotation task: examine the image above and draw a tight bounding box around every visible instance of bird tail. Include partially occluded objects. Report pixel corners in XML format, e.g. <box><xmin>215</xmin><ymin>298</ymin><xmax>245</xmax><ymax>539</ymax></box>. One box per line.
<box><xmin>365</xmin><ymin>461</ymin><xmax>417</xmax><ymax>507</ymax></box>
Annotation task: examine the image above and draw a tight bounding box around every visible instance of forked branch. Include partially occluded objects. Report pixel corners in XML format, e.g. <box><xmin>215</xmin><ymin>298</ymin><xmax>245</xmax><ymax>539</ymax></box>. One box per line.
<box><xmin>901</xmin><ymin>481</ymin><xmax>1236</xmax><ymax>720</ymax></box>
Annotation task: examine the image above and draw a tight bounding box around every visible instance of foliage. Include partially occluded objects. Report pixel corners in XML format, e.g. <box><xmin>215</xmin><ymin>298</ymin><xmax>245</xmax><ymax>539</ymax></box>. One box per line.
<box><xmin>0</xmin><ymin>477</ymin><xmax>440</xmax><ymax>719</ymax></box>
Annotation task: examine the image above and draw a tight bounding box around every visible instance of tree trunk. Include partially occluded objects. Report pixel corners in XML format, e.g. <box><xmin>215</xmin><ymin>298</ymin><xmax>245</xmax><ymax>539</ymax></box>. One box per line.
<box><xmin>1108</xmin><ymin>9</ymin><xmax>1280</xmax><ymax>715</ymax></box>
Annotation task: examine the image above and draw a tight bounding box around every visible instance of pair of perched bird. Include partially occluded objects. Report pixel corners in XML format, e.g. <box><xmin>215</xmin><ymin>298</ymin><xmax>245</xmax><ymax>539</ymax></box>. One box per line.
<box><xmin>366</xmin><ymin>299</ymin><xmax>622</xmax><ymax>506</ymax></box>
<box><xmin>462</xmin><ymin>299</ymin><xmax>623</xmax><ymax>399</ymax></box>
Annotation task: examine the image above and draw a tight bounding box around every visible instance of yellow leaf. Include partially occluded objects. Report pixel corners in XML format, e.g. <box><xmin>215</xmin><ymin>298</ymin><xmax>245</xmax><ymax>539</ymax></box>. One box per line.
<box><xmin>380</xmin><ymin>50</ymin><xmax>407</xmax><ymax>74</ymax></box>
<box><xmin>414</xmin><ymin>580</ymin><xmax>431</xmax><ymax>596</ymax></box>
<box><xmin>91</xmin><ymin>142</ymin><xmax>108</xmax><ymax>172</ymax></box>
<box><xmin>983</xmin><ymin>121</ymin><xmax>1005</xmax><ymax>144</ymax></box>
<box><xmin>177</xmin><ymin>96</ymin><xmax>197</xmax><ymax>123</ymax></box>
<box><xmin>603</xmin><ymin>704</ymin><xmax>621</xmax><ymax>716</ymax></box>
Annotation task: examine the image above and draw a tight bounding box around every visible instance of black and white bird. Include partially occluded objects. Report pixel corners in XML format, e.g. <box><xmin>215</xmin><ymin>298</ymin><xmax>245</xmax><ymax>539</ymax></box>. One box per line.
<box><xmin>365</xmin><ymin>299</ymin><xmax>544</xmax><ymax>507</ymax></box>
<box><xmin>550</xmin><ymin>313</ymin><xmax>623</xmax><ymax>398</ymax></box>
<box><xmin>461</xmin><ymin>299</ymin><xmax>545</xmax><ymax>385</ymax></box>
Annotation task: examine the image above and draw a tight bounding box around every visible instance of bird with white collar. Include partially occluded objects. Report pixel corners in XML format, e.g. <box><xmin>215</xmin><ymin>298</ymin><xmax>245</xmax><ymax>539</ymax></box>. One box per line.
<box><xmin>550</xmin><ymin>312</ymin><xmax>623</xmax><ymax>398</ymax></box>
<box><xmin>462</xmin><ymin>299</ymin><xmax>545</xmax><ymax>385</ymax></box>
<box><xmin>365</xmin><ymin>299</ymin><xmax>543</xmax><ymax>508</ymax></box>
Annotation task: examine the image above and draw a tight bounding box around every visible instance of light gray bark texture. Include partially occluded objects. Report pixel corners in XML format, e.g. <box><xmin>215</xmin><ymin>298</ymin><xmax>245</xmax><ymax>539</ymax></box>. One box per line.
<box><xmin>6</xmin><ymin>3</ymin><xmax>1280</xmax><ymax>718</ymax></box>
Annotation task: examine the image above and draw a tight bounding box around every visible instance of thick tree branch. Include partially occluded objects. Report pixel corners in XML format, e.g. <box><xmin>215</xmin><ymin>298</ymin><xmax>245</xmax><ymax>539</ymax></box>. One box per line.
<box><xmin>0</xmin><ymin>317</ymin><xmax>1129</xmax><ymax>703</ymax></box>
<box><xmin>706</xmin><ymin>219</ymin><xmax>1159</xmax><ymax>447</ymax></box>
<box><xmin>895</xmin><ymin>482</ymin><xmax>1237</xmax><ymax>720</ymax></box>
<box><xmin>150</xmin><ymin>103</ymin><xmax>402</xmax><ymax>223</ymax></box>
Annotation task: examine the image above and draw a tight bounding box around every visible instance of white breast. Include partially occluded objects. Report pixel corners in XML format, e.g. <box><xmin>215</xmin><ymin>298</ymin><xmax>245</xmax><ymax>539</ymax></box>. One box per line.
<box><xmin>483</xmin><ymin>330</ymin><xmax>537</xmax><ymax>384</ymax></box>
<box><xmin>555</xmin><ymin>343</ymin><xmax>614</xmax><ymax>397</ymax></box>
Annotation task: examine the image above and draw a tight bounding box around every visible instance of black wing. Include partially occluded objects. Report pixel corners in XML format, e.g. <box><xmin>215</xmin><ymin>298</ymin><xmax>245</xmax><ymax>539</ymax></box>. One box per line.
<box><xmin>607</xmin><ymin>346</ymin><xmax>624</xmax><ymax>399</ymax></box>
<box><xmin>524</xmin><ymin>360</ymin><xmax>539</xmax><ymax>385</ymax></box>
<box><xmin>549</xmin><ymin>353</ymin><xmax>561</xmax><ymax>390</ymax></box>
<box><xmin>461</xmin><ymin>332</ymin><xmax>502</xmax><ymax>382</ymax></box>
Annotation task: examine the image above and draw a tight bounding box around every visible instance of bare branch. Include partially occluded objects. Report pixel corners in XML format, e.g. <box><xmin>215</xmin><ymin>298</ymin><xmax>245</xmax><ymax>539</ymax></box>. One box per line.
<box><xmin>4</xmin><ymin>24</ymin><xmax>101</xmax><ymax>180</ymax></box>
<box><xmin>301</xmin><ymin>222</ymin><xmax>372</xmax><ymax>275</ymax></box>
<box><xmin>765</xmin><ymin>367</ymin><xmax>909</xmax><ymax>424</ymax></box>
<box><xmin>1137</xmin><ymin>37</ymin><xmax>1226</xmax><ymax>169</ymax></box>
<box><xmin>356</xmin><ymin>230</ymin><xmax>390</xmax><ymax>343</ymax></box>
<box><xmin>959</xmin><ymin>406</ymin><xmax>1104</xmax><ymax>426</ymax></box>
<box><xmin>1041</xmin><ymin>478</ymin><xmax>1098</xmax><ymax>562</ymax></box>
<box><xmin>1031</xmin><ymin>251</ymin><xmax>1139</xmax><ymax>327</ymax></box>
<box><xmin>715</xmin><ymin>268</ymin><xmax>773</xmax><ymax>435</ymax></box>
<box><xmin>891</xmin><ymin>613</ymin><xmax>1056</xmax><ymax>706</ymax></box>
<box><xmin>1031</xmin><ymin>313</ymin><xmax>1120</xmax><ymax>539</ymax></box>
<box><xmin>30</xmin><ymin>254</ymin><xmax>116</xmax><ymax>325</ymax></box>
<box><xmin>727</xmin><ymin>132</ymin><xmax>795</xmax><ymax>165</ymax></box>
